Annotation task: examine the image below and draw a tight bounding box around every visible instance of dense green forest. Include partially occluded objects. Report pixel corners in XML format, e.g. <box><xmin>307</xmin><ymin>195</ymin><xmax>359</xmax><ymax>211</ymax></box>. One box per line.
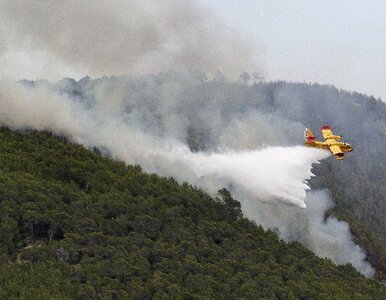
<box><xmin>13</xmin><ymin>75</ymin><xmax>386</xmax><ymax>283</ymax></box>
<box><xmin>0</xmin><ymin>128</ymin><xmax>385</xmax><ymax>298</ymax></box>
<box><xmin>41</xmin><ymin>75</ymin><xmax>386</xmax><ymax>282</ymax></box>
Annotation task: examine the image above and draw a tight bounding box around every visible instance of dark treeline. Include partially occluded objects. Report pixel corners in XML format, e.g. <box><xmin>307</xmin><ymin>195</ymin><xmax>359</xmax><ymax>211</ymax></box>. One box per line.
<box><xmin>0</xmin><ymin>128</ymin><xmax>385</xmax><ymax>298</ymax></box>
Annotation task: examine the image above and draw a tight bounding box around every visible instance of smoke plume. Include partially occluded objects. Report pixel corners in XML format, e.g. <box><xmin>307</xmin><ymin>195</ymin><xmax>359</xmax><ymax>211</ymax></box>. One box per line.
<box><xmin>0</xmin><ymin>0</ymin><xmax>375</xmax><ymax>277</ymax></box>
<box><xmin>0</xmin><ymin>0</ymin><xmax>260</xmax><ymax>78</ymax></box>
<box><xmin>0</xmin><ymin>78</ymin><xmax>374</xmax><ymax>276</ymax></box>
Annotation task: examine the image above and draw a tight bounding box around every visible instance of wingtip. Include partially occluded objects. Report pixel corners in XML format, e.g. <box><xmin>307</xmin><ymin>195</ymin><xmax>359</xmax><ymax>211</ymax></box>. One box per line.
<box><xmin>321</xmin><ymin>125</ymin><xmax>330</xmax><ymax>130</ymax></box>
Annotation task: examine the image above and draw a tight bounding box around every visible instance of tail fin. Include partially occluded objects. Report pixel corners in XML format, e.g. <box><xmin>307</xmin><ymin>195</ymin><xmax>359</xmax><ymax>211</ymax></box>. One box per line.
<box><xmin>304</xmin><ymin>128</ymin><xmax>316</xmax><ymax>143</ymax></box>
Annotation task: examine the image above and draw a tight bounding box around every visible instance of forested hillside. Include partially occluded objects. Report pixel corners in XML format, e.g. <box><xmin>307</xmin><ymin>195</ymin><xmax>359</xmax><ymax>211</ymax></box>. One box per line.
<box><xmin>248</xmin><ymin>81</ymin><xmax>386</xmax><ymax>280</ymax></box>
<box><xmin>0</xmin><ymin>128</ymin><xmax>385</xmax><ymax>298</ymax></box>
<box><xmin>15</xmin><ymin>75</ymin><xmax>386</xmax><ymax>280</ymax></box>
<box><xmin>46</xmin><ymin>75</ymin><xmax>386</xmax><ymax>242</ymax></box>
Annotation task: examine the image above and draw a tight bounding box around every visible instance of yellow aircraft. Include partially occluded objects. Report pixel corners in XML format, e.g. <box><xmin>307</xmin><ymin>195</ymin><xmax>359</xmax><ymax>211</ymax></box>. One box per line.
<box><xmin>304</xmin><ymin>125</ymin><xmax>353</xmax><ymax>160</ymax></box>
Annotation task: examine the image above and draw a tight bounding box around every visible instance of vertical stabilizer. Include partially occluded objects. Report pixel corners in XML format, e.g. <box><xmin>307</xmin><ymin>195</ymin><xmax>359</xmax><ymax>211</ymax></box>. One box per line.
<box><xmin>304</xmin><ymin>128</ymin><xmax>316</xmax><ymax>143</ymax></box>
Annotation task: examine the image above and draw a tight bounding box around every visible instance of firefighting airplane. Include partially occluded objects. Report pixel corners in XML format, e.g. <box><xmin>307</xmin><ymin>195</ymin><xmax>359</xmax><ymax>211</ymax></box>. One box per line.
<box><xmin>304</xmin><ymin>125</ymin><xmax>353</xmax><ymax>160</ymax></box>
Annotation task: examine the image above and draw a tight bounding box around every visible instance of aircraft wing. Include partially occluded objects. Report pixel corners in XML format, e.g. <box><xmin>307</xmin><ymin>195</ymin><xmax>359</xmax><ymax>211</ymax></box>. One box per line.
<box><xmin>321</xmin><ymin>125</ymin><xmax>342</xmax><ymax>141</ymax></box>
<box><xmin>329</xmin><ymin>145</ymin><xmax>344</xmax><ymax>159</ymax></box>
<box><xmin>321</xmin><ymin>125</ymin><xmax>333</xmax><ymax>140</ymax></box>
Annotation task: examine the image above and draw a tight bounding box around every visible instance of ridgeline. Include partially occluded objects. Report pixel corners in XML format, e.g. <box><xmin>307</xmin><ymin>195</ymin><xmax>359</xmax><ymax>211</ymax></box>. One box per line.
<box><xmin>0</xmin><ymin>128</ymin><xmax>385</xmax><ymax>299</ymax></box>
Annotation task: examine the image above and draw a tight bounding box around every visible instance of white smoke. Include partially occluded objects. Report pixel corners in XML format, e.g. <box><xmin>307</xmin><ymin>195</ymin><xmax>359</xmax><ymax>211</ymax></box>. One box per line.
<box><xmin>0</xmin><ymin>0</ymin><xmax>261</xmax><ymax>79</ymax></box>
<box><xmin>0</xmin><ymin>80</ymin><xmax>325</xmax><ymax>209</ymax></box>
<box><xmin>0</xmin><ymin>80</ymin><xmax>374</xmax><ymax>276</ymax></box>
<box><xmin>0</xmin><ymin>0</ymin><xmax>375</xmax><ymax>278</ymax></box>
<box><xmin>244</xmin><ymin>190</ymin><xmax>375</xmax><ymax>277</ymax></box>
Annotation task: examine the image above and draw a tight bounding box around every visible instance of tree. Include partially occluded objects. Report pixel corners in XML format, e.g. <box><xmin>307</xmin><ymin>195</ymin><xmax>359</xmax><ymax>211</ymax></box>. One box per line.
<box><xmin>217</xmin><ymin>188</ymin><xmax>242</xmax><ymax>220</ymax></box>
<box><xmin>239</xmin><ymin>71</ymin><xmax>250</xmax><ymax>84</ymax></box>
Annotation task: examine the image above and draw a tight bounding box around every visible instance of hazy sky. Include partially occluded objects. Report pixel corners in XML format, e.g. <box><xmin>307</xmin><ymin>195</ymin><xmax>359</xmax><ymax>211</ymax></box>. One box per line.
<box><xmin>1</xmin><ymin>1</ymin><xmax>385</xmax><ymax>101</ymax></box>
<box><xmin>205</xmin><ymin>0</ymin><xmax>386</xmax><ymax>101</ymax></box>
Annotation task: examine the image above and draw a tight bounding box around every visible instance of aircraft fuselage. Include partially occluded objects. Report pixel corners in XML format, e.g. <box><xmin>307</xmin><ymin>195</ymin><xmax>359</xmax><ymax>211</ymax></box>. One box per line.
<box><xmin>304</xmin><ymin>126</ymin><xmax>352</xmax><ymax>160</ymax></box>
